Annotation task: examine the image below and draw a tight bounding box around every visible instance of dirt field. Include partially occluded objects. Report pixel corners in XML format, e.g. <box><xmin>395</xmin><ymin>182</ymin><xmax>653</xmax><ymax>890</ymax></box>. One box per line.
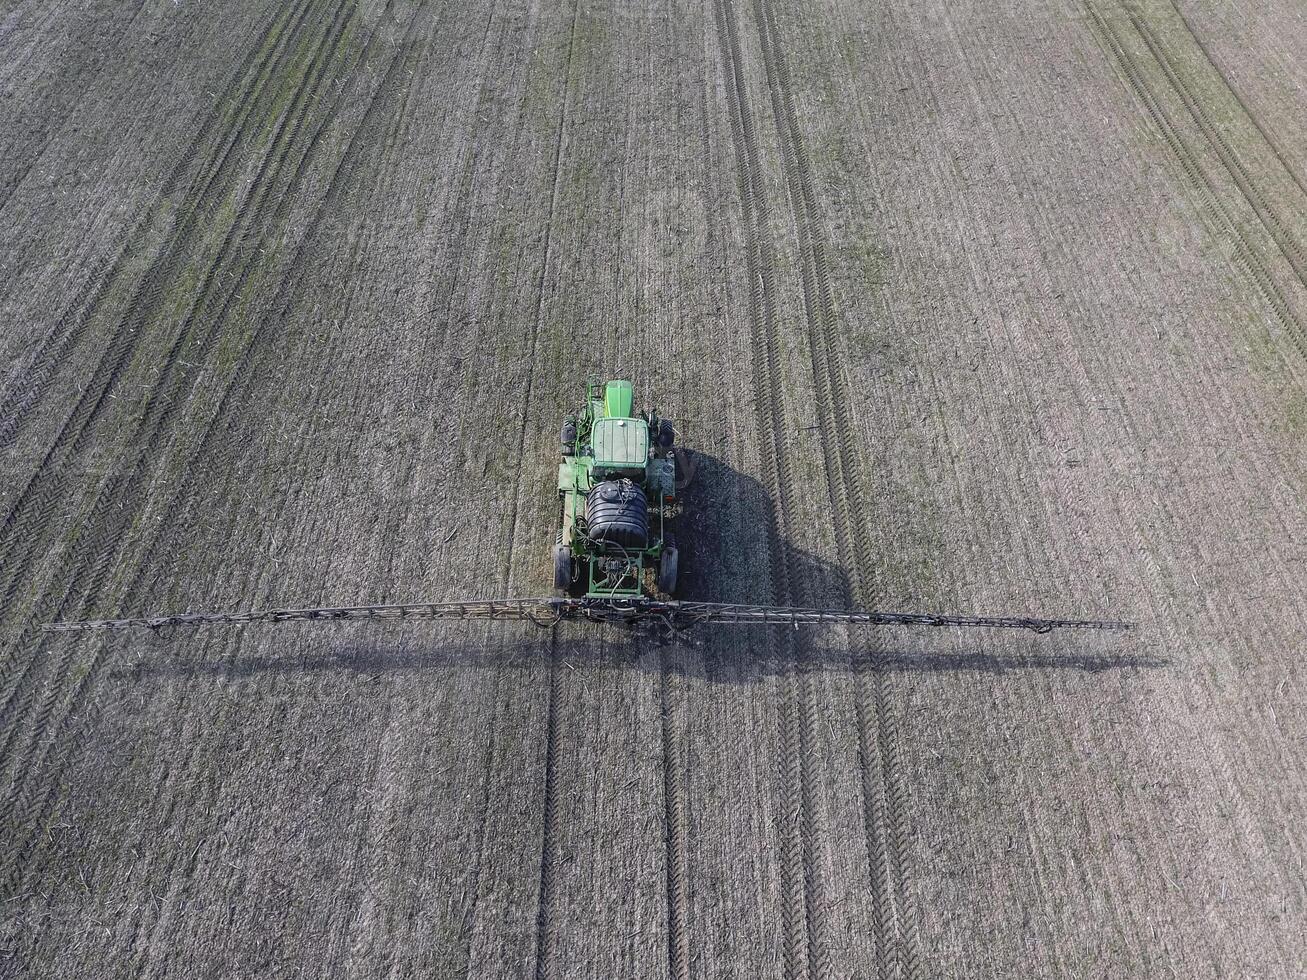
<box><xmin>2</xmin><ymin>0</ymin><xmax>1305</xmax><ymax>976</ymax></box>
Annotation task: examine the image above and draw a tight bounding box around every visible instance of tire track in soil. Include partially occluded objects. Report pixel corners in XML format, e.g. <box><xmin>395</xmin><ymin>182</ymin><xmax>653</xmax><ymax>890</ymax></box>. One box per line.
<box><xmin>125</xmin><ymin>0</ymin><xmax>430</xmax><ymax>949</ymax></box>
<box><xmin>0</xmin><ymin>256</ymin><xmax>104</xmax><ymax>441</ymax></box>
<box><xmin>660</xmin><ymin>654</ymin><xmax>691</xmax><ymax>980</ymax></box>
<box><xmin>0</xmin><ymin>0</ymin><xmax>340</xmax><ymax>623</ymax></box>
<box><xmin>0</xmin><ymin>23</ymin><xmax>359</xmax><ymax>856</ymax></box>
<box><xmin>0</xmin><ymin>0</ymin><xmax>318</xmax><ymax>788</ymax></box>
<box><xmin>0</xmin><ymin>0</ymin><xmax>423</xmax><ymax>905</ymax></box>
<box><xmin>511</xmin><ymin>2</ymin><xmax>580</xmax><ymax>975</ymax></box>
<box><xmin>0</xmin><ymin>0</ymin><xmax>315</xmax><ymax>623</ymax></box>
<box><xmin>744</xmin><ymin>0</ymin><xmax>924</xmax><ymax>974</ymax></box>
<box><xmin>1131</xmin><ymin>12</ymin><xmax>1307</xmax><ymax>296</ymax></box>
<box><xmin>496</xmin><ymin>0</ymin><xmax>582</xmax><ymax>598</ymax></box>
<box><xmin>711</xmin><ymin>0</ymin><xmax>820</xmax><ymax>975</ymax></box>
<box><xmin>1084</xmin><ymin>4</ymin><xmax>1307</xmax><ymax>363</ymax></box>
<box><xmin>446</xmin><ymin>659</ymin><xmax>509</xmax><ymax>979</ymax></box>
<box><xmin>405</xmin><ymin>7</ymin><xmax>548</xmax><ymax>971</ymax></box>
<box><xmin>1122</xmin><ymin>3</ymin><xmax>1307</xmax><ymax>909</ymax></box>
<box><xmin>532</xmin><ymin>634</ymin><xmax>563</xmax><ymax>980</ymax></box>
<box><xmin>1161</xmin><ymin>0</ymin><xmax>1307</xmax><ymax>208</ymax></box>
<box><xmin>0</xmin><ymin>0</ymin><xmax>311</xmax><ymax>452</ymax></box>
<box><xmin>0</xmin><ymin>0</ymin><xmax>149</xmax><ymax>214</ymax></box>
<box><xmin>75</xmin><ymin>10</ymin><xmax>432</xmax><ymax>956</ymax></box>
<box><xmin>0</xmin><ymin>0</ymin><xmax>384</xmax><ymax>892</ymax></box>
<box><xmin>0</xmin><ymin>0</ymin><xmax>356</xmax><ymax>781</ymax></box>
<box><xmin>949</xmin><ymin>10</ymin><xmax>1301</xmax><ymax>969</ymax></box>
<box><xmin>0</xmin><ymin>0</ymin><xmax>296</xmax><ymax>438</ymax></box>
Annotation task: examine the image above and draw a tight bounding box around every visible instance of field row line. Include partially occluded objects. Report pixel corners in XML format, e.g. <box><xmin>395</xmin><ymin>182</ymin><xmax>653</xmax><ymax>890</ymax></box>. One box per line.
<box><xmin>0</xmin><ymin>0</ymin><xmax>146</xmax><ymax>213</ymax></box>
<box><xmin>119</xmin><ymin>8</ymin><xmax>436</xmax><ymax>959</ymax></box>
<box><xmin>0</xmin><ymin>0</ymin><xmax>328</xmax><ymax>798</ymax></box>
<box><xmin>0</xmin><ymin>0</ymin><xmax>423</xmax><ymax>904</ymax></box>
<box><xmin>713</xmin><ymin>0</ymin><xmax>841</xmax><ymax>975</ymax></box>
<box><xmin>1087</xmin><ymin>2</ymin><xmax>1307</xmax><ymax>364</ymax></box>
<box><xmin>0</xmin><ymin>0</ymin><xmax>356</xmax><ymax>783</ymax></box>
<box><xmin>526</xmin><ymin>1</ymin><xmax>585</xmax><ymax>976</ymax></box>
<box><xmin>748</xmin><ymin>0</ymin><xmax>923</xmax><ymax>975</ymax></box>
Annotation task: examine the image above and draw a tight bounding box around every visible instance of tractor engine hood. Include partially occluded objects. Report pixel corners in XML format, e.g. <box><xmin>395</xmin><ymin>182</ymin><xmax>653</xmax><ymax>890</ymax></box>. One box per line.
<box><xmin>591</xmin><ymin>417</ymin><xmax>648</xmax><ymax>475</ymax></box>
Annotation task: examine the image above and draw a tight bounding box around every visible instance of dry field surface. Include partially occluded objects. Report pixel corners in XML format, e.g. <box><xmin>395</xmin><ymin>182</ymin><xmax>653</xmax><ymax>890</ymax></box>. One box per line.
<box><xmin>2</xmin><ymin>0</ymin><xmax>1305</xmax><ymax>976</ymax></box>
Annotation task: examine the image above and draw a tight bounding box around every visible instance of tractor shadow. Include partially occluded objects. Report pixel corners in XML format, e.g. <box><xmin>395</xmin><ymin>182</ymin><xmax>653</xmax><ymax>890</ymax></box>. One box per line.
<box><xmin>119</xmin><ymin>449</ymin><xmax>1161</xmax><ymax>682</ymax></box>
<box><xmin>663</xmin><ymin>446</ymin><xmax>1159</xmax><ymax>679</ymax></box>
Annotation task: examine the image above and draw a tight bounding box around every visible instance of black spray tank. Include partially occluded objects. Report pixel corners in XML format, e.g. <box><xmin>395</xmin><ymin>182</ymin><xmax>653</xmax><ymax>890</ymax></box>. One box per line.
<box><xmin>585</xmin><ymin>479</ymin><xmax>648</xmax><ymax>548</ymax></box>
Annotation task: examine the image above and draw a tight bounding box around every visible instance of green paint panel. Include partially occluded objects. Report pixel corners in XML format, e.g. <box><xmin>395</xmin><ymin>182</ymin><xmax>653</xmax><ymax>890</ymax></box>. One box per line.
<box><xmin>602</xmin><ymin>379</ymin><xmax>634</xmax><ymax>418</ymax></box>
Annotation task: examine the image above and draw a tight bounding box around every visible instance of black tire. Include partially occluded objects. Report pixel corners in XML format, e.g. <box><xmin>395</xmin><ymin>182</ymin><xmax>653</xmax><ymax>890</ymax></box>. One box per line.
<box><xmin>560</xmin><ymin>417</ymin><xmax>577</xmax><ymax>457</ymax></box>
<box><xmin>553</xmin><ymin>545</ymin><xmax>573</xmax><ymax>591</ymax></box>
<box><xmin>657</xmin><ymin>545</ymin><xmax>679</xmax><ymax>596</ymax></box>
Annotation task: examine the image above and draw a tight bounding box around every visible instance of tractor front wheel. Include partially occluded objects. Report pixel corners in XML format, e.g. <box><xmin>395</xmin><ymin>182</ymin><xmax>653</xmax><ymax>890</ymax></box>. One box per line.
<box><xmin>553</xmin><ymin>545</ymin><xmax>573</xmax><ymax>591</ymax></box>
<box><xmin>657</xmin><ymin>542</ymin><xmax>679</xmax><ymax>596</ymax></box>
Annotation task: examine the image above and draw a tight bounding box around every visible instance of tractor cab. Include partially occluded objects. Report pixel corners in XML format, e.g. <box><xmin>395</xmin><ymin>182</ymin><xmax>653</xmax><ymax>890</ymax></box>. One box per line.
<box><xmin>556</xmin><ymin>379</ymin><xmax>678</xmax><ymax>598</ymax></box>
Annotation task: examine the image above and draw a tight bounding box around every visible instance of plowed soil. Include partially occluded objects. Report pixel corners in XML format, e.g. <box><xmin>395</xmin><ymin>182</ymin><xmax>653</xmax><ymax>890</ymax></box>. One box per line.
<box><xmin>2</xmin><ymin>0</ymin><xmax>1305</xmax><ymax>976</ymax></box>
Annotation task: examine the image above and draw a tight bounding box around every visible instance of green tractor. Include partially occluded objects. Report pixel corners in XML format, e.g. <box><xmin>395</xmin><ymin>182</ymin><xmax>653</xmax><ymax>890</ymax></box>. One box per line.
<box><xmin>555</xmin><ymin>379</ymin><xmax>679</xmax><ymax>598</ymax></box>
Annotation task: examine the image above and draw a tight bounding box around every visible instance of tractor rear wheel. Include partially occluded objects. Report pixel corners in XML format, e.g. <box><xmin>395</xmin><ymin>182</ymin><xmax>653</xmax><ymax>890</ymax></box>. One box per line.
<box><xmin>553</xmin><ymin>545</ymin><xmax>573</xmax><ymax>591</ymax></box>
<box><xmin>657</xmin><ymin>542</ymin><xmax>679</xmax><ymax>596</ymax></box>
